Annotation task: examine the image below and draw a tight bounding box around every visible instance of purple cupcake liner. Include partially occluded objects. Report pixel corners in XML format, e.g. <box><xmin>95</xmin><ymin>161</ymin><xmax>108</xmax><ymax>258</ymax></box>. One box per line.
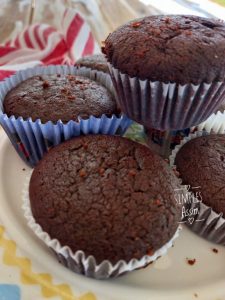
<box><xmin>109</xmin><ymin>64</ymin><xmax>225</xmax><ymax>131</ymax></box>
<box><xmin>22</xmin><ymin>171</ymin><xmax>181</xmax><ymax>279</ymax></box>
<box><xmin>0</xmin><ymin>65</ymin><xmax>132</xmax><ymax>167</ymax></box>
<box><xmin>169</xmin><ymin>131</ymin><xmax>225</xmax><ymax>246</ymax></box>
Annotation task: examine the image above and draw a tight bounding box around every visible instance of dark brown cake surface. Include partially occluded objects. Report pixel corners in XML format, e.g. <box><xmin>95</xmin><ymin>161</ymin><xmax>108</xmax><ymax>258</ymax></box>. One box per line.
<box><xmin>29</xmin><ymin>135</ymin><xmax>181</xmax><ymax>264</ymax></box>
<box><xmin>103</xmin><ymin>15</ymin><xmax>225</xmax><ymax>84</ymax></box>
<box><xmin>175</xmin><ymin>134</ymin><xmax>225</xmax><ymax>215</ymax></box>
<box><xmin>76</xmin><ymin>54</ymin><xmax>109</xmax><ymax>74</ymax></box>
<box><xmin>4</xmin><ymin>74</ymin><xmax>117</xmax><ymax>123</ymax></box>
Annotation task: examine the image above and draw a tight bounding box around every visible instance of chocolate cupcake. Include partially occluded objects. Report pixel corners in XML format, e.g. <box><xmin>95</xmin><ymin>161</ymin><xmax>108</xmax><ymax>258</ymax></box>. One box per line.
<box><xmin>170</xmin><ymin>132</ymin><xmax>225</xmax><ymax>245</ymax></box>
<box><xmin>103</xmin><ymin>15</ymin><xmax>225</xmax><ymax>130</ymax></box>
<box><xmin>26</xmin><ymin>135</ymin><xmax>181</xmax><ymax>278</ymax></box>
<box><xmin>175</xmin><ymin>134</ymin><xmax>225</xmax><ymax>215</ymax></box>
<box><xmin>0</xmin><ymin>65</ymin><xmax>131</xmax><ymax>166</ymax></box>
<box><xmin>76</xmin><ymin>54</ymin><xmax>109</xmax><ymax>74</ymax></box>
<box><xmin>4</xmin><ymin>74</ymin><xmax>117</xmax><ymax>123</ymax></box>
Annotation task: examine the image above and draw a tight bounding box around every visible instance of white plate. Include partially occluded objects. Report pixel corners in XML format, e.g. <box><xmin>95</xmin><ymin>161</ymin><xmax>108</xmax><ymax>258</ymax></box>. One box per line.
<box><xmin>0</xmin><ymin>129</ymin><xmax>225</xmax><ymax>300</ymax></box>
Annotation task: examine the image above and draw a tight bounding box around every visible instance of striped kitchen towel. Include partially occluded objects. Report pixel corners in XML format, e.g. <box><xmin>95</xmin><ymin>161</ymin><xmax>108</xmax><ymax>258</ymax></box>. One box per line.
<box><xmin>0</xmin><ymin>8</ymin><xmax>99</xmax><ymax>80</ymax></box>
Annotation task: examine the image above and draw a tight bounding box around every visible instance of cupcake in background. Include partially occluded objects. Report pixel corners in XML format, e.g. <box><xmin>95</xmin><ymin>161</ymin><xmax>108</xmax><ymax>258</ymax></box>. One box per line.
<box><xmin>170</xmin><ymin>133</ymin><xmax>225</xmax><ymax>245</ymax></box>
<box><xmin>0</xmin><ymin>66</ymin><xmax>131</xmax><ymax>167</ymax></box>
<box><xmin>75</xmin><ymin>54</ymin><xmax>109</xmax><ymax>74</ymax></box>
<box><xmin>103</xmin><ymin>15</ymin><xmax>225</xmax><ymax>130</ymax></box>
<box><xmin>175</xmin><ymin>134</ymin><xmax>225</xmax><ymax>216</ymax></box>
<box><xmin>3</xmin><ymin>74</ymin><xmax>118</xmax><ymax>123</ymax></box>
<box><xmin>75</xmin><ymin>54</ymin><xmax>119</xmax><ymax>109</ymax></box>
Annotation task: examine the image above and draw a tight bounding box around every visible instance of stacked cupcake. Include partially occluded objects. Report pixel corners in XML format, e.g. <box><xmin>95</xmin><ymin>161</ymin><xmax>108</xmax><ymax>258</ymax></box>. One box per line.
<box><xmin>1</xmin><ymin>14</ymin><xmax>225</xmax><ymax>279</ymax></box>
<box><xmin>103</xmin><ymin>16</ymin><xmax>225</xmax><ymax>247</ymax></box>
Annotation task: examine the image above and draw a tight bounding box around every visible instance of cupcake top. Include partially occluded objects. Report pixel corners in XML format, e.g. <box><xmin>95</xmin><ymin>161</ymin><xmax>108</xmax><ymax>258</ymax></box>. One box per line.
<box><xmin>3</xmin><ymin>74</ymin><xmax>117</xmax><ymax>123</ymax></box>
<box><xmin>76</xmin><ymin>54</ymin><xmax>109</xmax><ymax>74</ymax></box>
<box><xmin>103</xmin><ymin>15</ymin><xmax>225</xmax><ymax>84</ymax></box>
<box><xmin>175</xmin><ymin>134</ymin><xmax>225</xmax><ymax>215</ymax></box>
<box><xmin>29</xmin><ymin>135</ymin><xmax>181</xmax><ymax>264</ymax></box>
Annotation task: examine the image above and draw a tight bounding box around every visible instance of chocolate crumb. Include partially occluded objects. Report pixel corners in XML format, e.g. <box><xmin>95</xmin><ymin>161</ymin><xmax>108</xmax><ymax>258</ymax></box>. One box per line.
<box><xmin>136</xmin><ymin>50</ymin><xmax>146</xmax><ymax>58</ymax></box>
<box><xmin>147</xmin><ymin>249</ymin><xmax>154</xmax><ymax>256</ymax></box>
<box><xmin>155</xmin><ymin>199</ymin><xmax>161</xmax><ymax>206</ymax></box>
<box><xmin>82</xmin><ymin>142</ymin><xmax>88</xmax><ymax>149</ymax></box>
<box><xmin>131</xmin><ymin>21</ymin><xmax>141</xmax><ymax>28</ymax></box>
<box><xmin>212</xmin><ymin>248</ymin><xmax>218</xmax><ymax>253</ymax></box>
<box><xmin>186</xmin><ymin>258</ymin><xmax>196</xmax><ymax>266</ymax></box>
<box><xmin>185</xmin><ymin>31</ymin><xmax>192</xmax><ymax>36</ymax></box>
<box><xmin>194</xmin><ymin>293</ymin><xmax>198</xmax><ymax>298</ymax></box>
<box><xmin>79</xmin><ymin>169</ymin><xmax>86</xmax><ymax>177</ymax></box>
<box><xmin>75</xmin><ymin>80</ymin><xmax>84</xmax><ymax>84</ymax></box>
<box><xmin>164</xmin><ymin>17</ymin><xmax>170</xmax><ymax>24</ymax></box>
<box><xmin>67</xmin><ymin>95</ymin><xmax>76</xmax><ymax>100</ymax></box>
<box><xmin>99</xmin><ymin>168</ymin><xmax>105</xmax><ymax>175</ymax></box>
<box><xmin>22</xmin><ymin>168</ymin><xmax>26</xmax><ymax>171</ymax></box>
<box><xmin>154</xmin><ymin>28</ymin><xmax>161</xmax><ymax>35</ymax></box>
<box><xmin>128</xmin><ymin>169</ymin><xmax>136</xmax><ymax>176</ymax></box>
<box><xmin>67</xmin><ymin>75</ymin><xmax>75</xmax><ymax>81</ymax></box>
<box><xmin>43</xmin><ymin>81</ymin><xmax>50</xmax><ymax>89</ymax></box>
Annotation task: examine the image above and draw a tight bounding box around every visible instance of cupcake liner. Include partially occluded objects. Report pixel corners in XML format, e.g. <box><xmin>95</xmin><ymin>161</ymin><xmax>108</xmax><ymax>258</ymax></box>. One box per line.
<box><xmin>0</xmin><ymin>65</ymin><xmax>132</xmax><ymax>167</ymax></box>
<box><xmin>109</xmin><ymin>64</ymin><xmax>225</xmax><ymax>131</ymax></box>
<box><xmin>196</xmin><ymin>110</ymin><xmax>225</xmax><ymax>134</ymax></box>
<box><xmin>22</xmin><ymin>171</ymin><xmax>181</xmax><ymax>280</ymax></box>
<box><xmin>144</xmin><ymin>127</ymin><xmax>191</xmax><ymax>158</ymax></box>
<box><xmin>169</xmin><ymin>130</ymin><xmax>225</xmax><ymax>246</ymax></box>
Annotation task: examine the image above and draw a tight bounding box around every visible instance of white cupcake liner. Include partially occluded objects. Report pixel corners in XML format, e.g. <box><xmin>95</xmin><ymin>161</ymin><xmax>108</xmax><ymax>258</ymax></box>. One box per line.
<box><xmin>109</xmin><ymin>64</ymin><xmax>225</xmax><ymax>131</ymax></box>
<box><xmin>169</xmin><ymin>130</ymin><xmax>225</xmax><ymax>246</ymax></box>
<box><xmin>22</xmin><ymin>171</ymin><xmax>181</xmax><ymax>279</ymax></box>
<box><xmin>0</xmin><ymin>65</ymin><xmax>132</xmax><ymax>167</ymax></box>
<box><xmin>196</xmin><ymin>110</ymin><xmax>225</xmax><ymax>134</ymax></box>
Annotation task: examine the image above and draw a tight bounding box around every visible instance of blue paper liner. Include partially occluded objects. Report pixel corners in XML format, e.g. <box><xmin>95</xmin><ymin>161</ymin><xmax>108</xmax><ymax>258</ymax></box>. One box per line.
<box><xmin>109</xmin><ymin>64</ymin><xmax>225</xmax><ymax>131</ymax></box>
<box><xmin>0</xmin><ymin>65</ymin><xmax>131</xmax><ymax>167</ymax></box>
